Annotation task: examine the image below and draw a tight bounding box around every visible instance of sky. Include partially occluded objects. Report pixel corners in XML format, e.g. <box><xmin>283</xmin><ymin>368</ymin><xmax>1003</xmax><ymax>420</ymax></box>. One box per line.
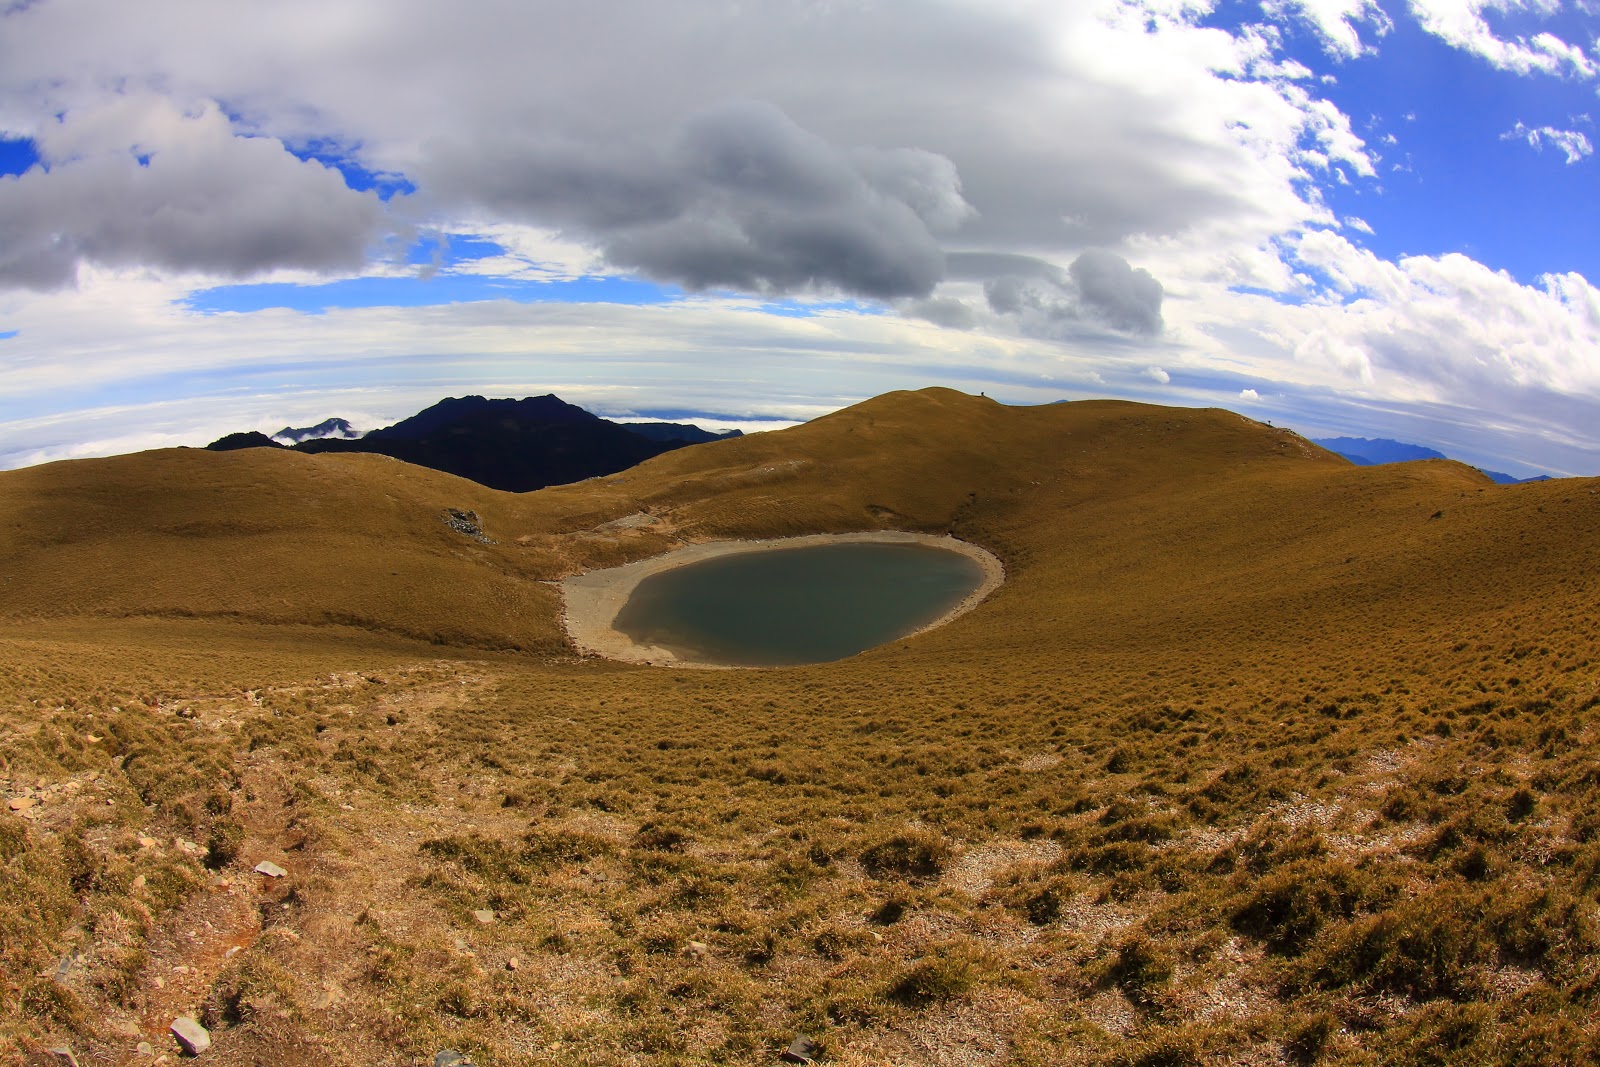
<box><xmin>1</xmin><ymin>0</ymin><xmax>1597</xmax><ymax>478</ymax></box>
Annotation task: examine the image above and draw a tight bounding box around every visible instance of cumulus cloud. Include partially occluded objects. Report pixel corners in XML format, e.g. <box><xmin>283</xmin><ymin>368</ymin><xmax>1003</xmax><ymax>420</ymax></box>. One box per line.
<box><xmin>1265</xmin><ymin>0</ymin><xmax>1393</xmax><ymax>58</ymax></box>
<box><xmin>1408</xmin><ymin>0</ymin><xmax>1598</xmax><ymax>79</ymax></box>
<box><xmin>424</xmin><ymin>101</ymin><xmax>961</xmax><ymax>300</ymax></box>
<box><xmin>1144</xmin><ymin>366</ymin><xmax>1172</xmax><ymax>384</ymax></box>
<box><xmin>0</xmin><ymin>0</ymin><xmax>1367</xmax><ymax>298</ymax></box>
<box><xmin>0</xmin><ymin>98</ymin><xmax>387</xmax><ymax>290</ymax></box>
<box><xmin>1187</xmin><ymin>230</ymin><xmax>1600</xmax><ymax>439</ymax></box>
<box><xmin>975</xmin><ymin>250</ymin><xmax>1164</xmax><ymax>338</ymax></box>
<box><xmin>1239</xmin><ymin>388</ymin><xmax>1262</xmax><ymax>401</ymax></box>
<box><xmin>1502</xmin><ymin>121</ymin><xmax>1594</xmax><ymax>163</ymax></box>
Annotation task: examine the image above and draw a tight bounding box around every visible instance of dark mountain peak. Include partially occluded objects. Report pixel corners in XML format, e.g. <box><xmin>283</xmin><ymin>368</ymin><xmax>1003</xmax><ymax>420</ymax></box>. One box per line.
<box><xmin>205</xmin><ymin>431</ymin><xmax>286</xmax><ymax>452</ymax></box>
<box><xmin>273</xmin><ymin>417</ymin><xmax>361</xmax><ymax>445</ymax></box>
<box><xmin>207</xmin><ymin>393</ymin><xmax>748</xmax><ymax>493</ymax></box>
<box><xmin>372</xmin><ymin>394</ymin><xmax>599</xmax><ymax>441</ymax></box>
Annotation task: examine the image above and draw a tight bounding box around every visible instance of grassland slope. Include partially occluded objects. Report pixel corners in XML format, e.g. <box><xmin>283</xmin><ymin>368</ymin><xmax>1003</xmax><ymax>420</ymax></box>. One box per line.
<box><xmin>4</xmin><ymin>388</ymin><xmax>1600</xmax><ymax>1066</ymax></box>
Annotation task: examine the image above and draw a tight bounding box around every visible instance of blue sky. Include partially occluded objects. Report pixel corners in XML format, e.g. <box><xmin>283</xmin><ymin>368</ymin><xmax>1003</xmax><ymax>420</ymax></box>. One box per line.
<box><xmin>1206</xmin><ymin>1</ymin><xmax>1598</xmax><ymax>284</ymax></box>
<box><xmin>0</xmin><ymin>0</ymin><xmax>1597</xmax><ymax>478</ymax></box>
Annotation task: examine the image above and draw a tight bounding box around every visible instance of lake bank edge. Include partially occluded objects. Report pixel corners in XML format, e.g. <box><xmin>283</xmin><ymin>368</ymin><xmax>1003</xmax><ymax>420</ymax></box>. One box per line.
<box><xmin>560</xmin><ymin>531</ymin><xmax>1006</xmax><ymax>668</ymax></box>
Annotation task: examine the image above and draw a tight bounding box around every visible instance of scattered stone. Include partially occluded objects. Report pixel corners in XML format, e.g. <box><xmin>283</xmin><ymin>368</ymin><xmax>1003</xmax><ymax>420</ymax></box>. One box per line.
<box><xmin>52</xmin><ymin>951</ymin><xmax>78</xmax><ymax>983</ymax></box>
<box><xmin>684</xmin><ymin>939</ymin><xmax>710</xmax><ymax>958</ymax></box>
<box><xmin>138</xmin><ymin>836</ymin><xmax>159</xmax><ymax>849</ymax></box>
<box><xmin>132</xmin><ymin>874</ymin><xmax>147</xmax><ymax>890</ymax></box>
<box><xmin>781</xmin><ymin>1034</ymin><xmax>820</xmax><ymax>1064</ymax></box>
<box><xmin>471</xmin><ymin>908</ymin><xmax>496</xmax><ymax>924</ymax></box>
<box><xmin>136</xmin><ymin>1042</ymin><xmax>154</xmax><ymax>1056</ymax></box>
<box><xmin>505</xmin><ymin>957</ymin><xmax>520</xmax><ymax>971</ymax></box>
<box><xmin>443</xmin><ymin>508</ymin><xmax>496</xmax><ymax>544</ymax></box>
<box><xmin>45</xmin><ymin>1046</ymin><xmax>80</xmax><ymax>1066</ymax></box>
<box><xmin>434</xmin><ymin>1051</ymin><xmax>474</xmax><ymax>1067</ymax></box>
<box><xmin>253</xmin><ymin>861</ymin><xmax>287</xmax><ymax>878</ymax></box>
<box><xmin>108</xmin><ymin>1018</ymin><xmax>141</xmax><ymax>1037</ymax></box>
<box><xmin>169</xmin><ymin>1017</ymin><xmax>210</xmax><ymax>1056</ymax></box>
<box><xmin>8</xmin><ymin>797</ymin><xmax>36</xmax><ymax>811</ymax></box>
<box><xmin>85</xmin><ymin>734</ymin><xmax>103</xmax><ymax>743</ymax></box>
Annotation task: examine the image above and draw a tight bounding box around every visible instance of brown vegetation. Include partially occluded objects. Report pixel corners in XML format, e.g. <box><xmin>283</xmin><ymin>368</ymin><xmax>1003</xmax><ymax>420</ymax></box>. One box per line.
<box><xmin>2</xmin><ymin>388</ymin><xmax>1598</xmax><ymax>1065</ymax></box>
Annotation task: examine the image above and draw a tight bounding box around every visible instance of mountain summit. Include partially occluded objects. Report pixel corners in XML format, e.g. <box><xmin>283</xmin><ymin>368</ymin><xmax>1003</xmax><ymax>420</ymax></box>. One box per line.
<box><xmin>210</xmin><ymin>395</ymin><xmax>741</xmax><ymax>493</ymax></box>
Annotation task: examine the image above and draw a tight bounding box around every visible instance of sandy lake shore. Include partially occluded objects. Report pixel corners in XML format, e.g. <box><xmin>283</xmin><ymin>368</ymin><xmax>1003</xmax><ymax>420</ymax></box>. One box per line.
<box><xmin>560</xmin><ymin>531</ymin><xmax>1005</xmax><ymax>667</ymax></box>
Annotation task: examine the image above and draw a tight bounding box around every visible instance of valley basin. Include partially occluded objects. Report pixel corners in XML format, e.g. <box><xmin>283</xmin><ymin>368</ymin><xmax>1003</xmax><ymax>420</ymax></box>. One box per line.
<box><xmin>561</xmin><ymin>531</ymin><xmax>1004</xmax><ymax>667</ymax></box>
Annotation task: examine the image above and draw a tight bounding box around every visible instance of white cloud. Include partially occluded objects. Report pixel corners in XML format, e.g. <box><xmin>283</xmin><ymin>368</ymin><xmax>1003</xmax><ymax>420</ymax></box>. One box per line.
<box><xmin>1408</xmin><ymin>0</ymin><xmax>1598</xmax><ymax>79</ymax></box>
<box><xmin>1265</xmin><ymin>0</ymin><xmax>1394</xmax><ymax>58</ymax></box>
<box><xmin>1239</xmin><ymin>388</ymin><xmax>1262</xmax><ymax>401</ymax></box>
<box><xmin>1163</xmin><ymin>230</ymin><xmax>1600</xmax><ymax>469</ymax></box>
<box><xmin>1502</xmin><ymin>121</ymin><xmax>1595</xmax><ymax>163</ymax></box>
<box><xmin>1145</xmin><ymin>366</ymin><xmax>1172</xmax><ymax>383</ymax></box>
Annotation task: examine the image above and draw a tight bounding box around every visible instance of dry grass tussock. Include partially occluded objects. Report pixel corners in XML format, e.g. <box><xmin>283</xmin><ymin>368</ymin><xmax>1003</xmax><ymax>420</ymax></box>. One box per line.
<box><xmin>3</xmin><ymin>387</ymin><xmax>1600</xmax><ymax>1065</ymax></box>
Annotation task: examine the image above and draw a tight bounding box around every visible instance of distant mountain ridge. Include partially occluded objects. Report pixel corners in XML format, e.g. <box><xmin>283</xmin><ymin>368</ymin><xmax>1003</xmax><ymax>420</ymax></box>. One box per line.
<box><xmin>207</xmin><ymin>394</ymin><xmax>741</xmax><ymax>492</ymax></box>
<box><xmin>273</xmin><ymin>417</ymin><xmax>362</xmax><ymax>445</ymax></box>
<box><xmin>1312</xmin><ymin>435</ymin><xmax>1550</xmax><ymax>485</ymax></box>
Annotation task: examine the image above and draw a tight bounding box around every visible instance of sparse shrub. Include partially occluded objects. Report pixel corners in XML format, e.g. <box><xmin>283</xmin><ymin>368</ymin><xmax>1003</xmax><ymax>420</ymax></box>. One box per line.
<box><xmin>204</xmin><ymin>816</ymin><xmax>245</xmax><ymax>869</ymax></box>
<box><xmin>633</xmin><ymin>822</ymin><xmax>691</xmax><ymax>852</ymax></box>
<box><xmin>1301</xmin><ymin>895</ymin><xmax>1489</xmax><ymax>1000</ymax></box>
<box><xmin>1104</xmin><ymin>932</ymin><xmax>1172</xmax><ymax>1009</ymax></box>
<box><xmin>1507</xmin><ymin>787</ymin><xmax>1538</xmax><ymax>823</ymax></box>
<box><xmin>869</xmin><ymin>897</ymin><xmax>907</xmax><ymax>925</ymax></box>
<box><xmin>885</xmin><ymin>949</ymin><xmax>975</xmax><ymax>1007</ymax></box>
<box><xmin>522</xmin><ymin>826</ymin><xmax>616</xmax><ymax>866</ymax></box>
<box><xmin>1231</xmin><ymin>859</ymin><xmax>1370</xmax><ymax>956</ymax></box>
<box><xmin>860</xmin><ymin>829</ymin><xmax>950</xmax><ymax>880</ymax></box>
<box><xmin>1284</xmin><ymin>1010</ymin><xmax>1338</xmax><ymax>1066</ymax></box>
<box><xmin>419</xmin><ymin>833</ymin><xmax>532</xmax><ymax>884</ymax></box>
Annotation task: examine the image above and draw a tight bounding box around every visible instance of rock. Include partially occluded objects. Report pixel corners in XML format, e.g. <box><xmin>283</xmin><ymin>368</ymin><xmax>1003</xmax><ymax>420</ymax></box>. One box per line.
<box><xmin>137</xmin><ymin>836</ymin><xmax>158</xmax><ymax>849</ymax></box>
<box><xmin>44</xmin><ymin>1047</ymin><xmax>81</xmax><ymax>1066</ymax></box>
<box><xmin>169</xmin><ymin>1016</ymin><xmax>210</xmax><ymax>1055</ymax></box>
<box><xmin>132</xmin><ymin>874</ymin><xmax>147</xmax><ymax>890</ymax></box>
<box><xmin>505</xmin><ymin>957</ymin><xmax>520</xmax><ymax>971</ymax></box>
<box><xmin>253</xmin><ymin>861</ymin><xmax>287</xmax><ymax>878</ymax></box>
<box><xmin>781</xmin><ymin>1034</ymin><xmax>820</xmax><ymax>1064</ymax></box>
<box><xmin>8</xmin><ymin>797</ymin><xmax>36</xmax><ymax>811</ymax></box>
<box><xmin>471</xmin><ymin>909</ymin><xmax>495</xmax><ymax>924</ymax></box>
<box><xmin>684</xmin><ymin>939</ymin><xmax>710</xmax><ymax>958</ymax></box>
<box><xmin>136</xmin><ymin>1042</ymin><xmax>154</xmax><ymax>1056</ymax></box>
<box><xmin>434</xmin><ymin>1052</ymin><xmax>474</xmax><ymax>1067</ymax></box>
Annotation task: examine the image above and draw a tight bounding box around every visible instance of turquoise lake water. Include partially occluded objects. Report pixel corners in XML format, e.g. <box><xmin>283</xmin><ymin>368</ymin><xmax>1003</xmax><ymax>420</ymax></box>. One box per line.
<box><xmin>612</xmin><ymin>542</ymin><xmax>987</xmax><ymax>666</ymax></box>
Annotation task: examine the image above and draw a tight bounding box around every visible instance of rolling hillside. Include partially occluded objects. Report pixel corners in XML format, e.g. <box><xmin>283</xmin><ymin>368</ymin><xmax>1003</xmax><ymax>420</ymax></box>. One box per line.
<box><xmin>3</xmin><ymin>388</ymin><xmax>1598</xmax><ymax>1066</ymax></box>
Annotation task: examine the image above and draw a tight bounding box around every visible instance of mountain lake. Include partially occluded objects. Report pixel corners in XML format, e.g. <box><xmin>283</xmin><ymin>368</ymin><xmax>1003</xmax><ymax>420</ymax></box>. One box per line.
<box><xmin>610</xmin><ymin>541</ymin><xmax>989</xmax><ymax>666</ymax></box>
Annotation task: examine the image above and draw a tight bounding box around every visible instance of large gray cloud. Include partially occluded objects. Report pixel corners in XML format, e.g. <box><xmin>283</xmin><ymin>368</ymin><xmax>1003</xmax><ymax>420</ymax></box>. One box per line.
<box><xmin>976</xmin><ymin>250</ymin><xmax>1164</xmax><ymax>337</ymax></box>
<box><xmin>423</xmin><ymin>101</ymin><xmax>961</xmax><ymax>300</ymax></box>
<box><xmin>0</xmin><ymin>99</ymin><xmax>387</xmax><ymax>290</ymax></box>
<box><xmin>0</xmin><ymin>0</ymin><xmax>1343</xmax><ymax>299</ymax></box>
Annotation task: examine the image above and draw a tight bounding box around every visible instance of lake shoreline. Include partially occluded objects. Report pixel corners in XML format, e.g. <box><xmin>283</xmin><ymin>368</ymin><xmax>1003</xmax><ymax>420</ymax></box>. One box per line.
<box><xmin>560</xmin><ymin>531</ymin><xmax>1005</xmax><ymax>668</ymax></box>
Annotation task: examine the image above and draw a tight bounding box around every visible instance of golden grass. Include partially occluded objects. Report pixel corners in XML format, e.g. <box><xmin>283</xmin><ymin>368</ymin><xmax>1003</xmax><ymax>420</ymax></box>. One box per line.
<box><xmin>3</xmin><ymin>388</ymin><xmax>1599</xmax><ymax>1065</ymax></box>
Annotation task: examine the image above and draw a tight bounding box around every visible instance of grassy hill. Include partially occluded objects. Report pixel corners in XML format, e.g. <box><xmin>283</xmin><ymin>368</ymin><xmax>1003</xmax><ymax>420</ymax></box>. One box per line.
<box><xmin>3</xmin><ymin>388</ymin><xmax>1598</xmax><ymax>1065</ymax></box>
